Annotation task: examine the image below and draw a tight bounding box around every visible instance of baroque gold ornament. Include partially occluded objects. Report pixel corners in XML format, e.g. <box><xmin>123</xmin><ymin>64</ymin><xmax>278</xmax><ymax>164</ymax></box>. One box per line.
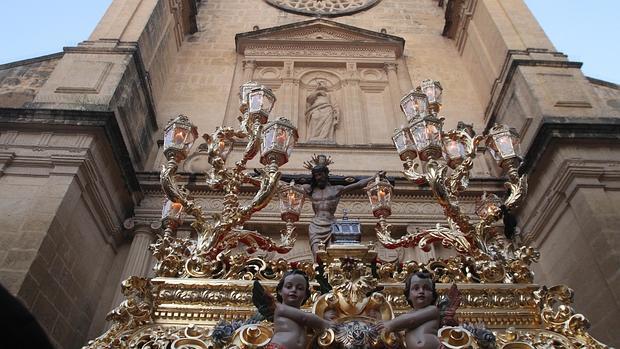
<box><xmin>84</xmin><ymin>81</ymin><xmax>612</xmax><ymax>349</ymax></box>
<box><xmin>155</xmin><ymin>83</ymin><xmax>299</xmax><ymax>278</ymax></box>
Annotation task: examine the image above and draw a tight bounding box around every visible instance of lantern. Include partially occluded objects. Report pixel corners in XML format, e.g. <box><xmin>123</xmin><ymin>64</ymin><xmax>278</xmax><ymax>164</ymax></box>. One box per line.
<box><xmin>163</xmin><ymin>114</ymin><xmax>198</xmax><ymax>161</ymax></box>
<box><xmin>485</xmin><ymin>124</ymin><xmax>521</xmax><ymax>166</ymax></box>
<box><xmin>409</xmin><ymin>114</ymin><xmax>444</xmax><ymax>161</ymax></box>
<box><xmin>260</xmin><ymin>117</ymin><xmax>298</xmax><ymax>167</ymax></box>
<box><xmin>420</xmin><ymin>79</ymin><xmax>443</xmax><ymax>113</ymax></box>
<box><xmin>392</xmin><ymin>126</ymin><xmax>417</xmax><ymax>161</ymax></box>
<box><xmin>239</xmin><ymin>81</ymin><xmax>260</xmax><ymax>113</ymax></box>
<box><xmin>278</xmin><ymin>180</ymin><xmax>306</xmax><ymax>222</ymax></box>
<box><xmin>475</xmin><ymin>193</ymin><xmax>503</xmax><ymax>221</ymax></box>
<box><xmin>247</xmin><ymin>85</ymin><xmax>276</xmax><ymax>124</ymax></box>
<box><xmin>443</xmin><ymin>136</ymin><xmax>467</xmax><ymax>169</ymax></box>
<box><xmin>162</xmin><ymin>199</ymin><xmax>184</xmax><ymax>223</ymax></box>
<box><xmin>365</xmin><ymin>176</ymin><xmax>393</xmax><ymax>218</ymax></box>
<box><xmin>400</xmin><ymin>89</ymin><xmax>429</xmax><ymax>122</ymax></box>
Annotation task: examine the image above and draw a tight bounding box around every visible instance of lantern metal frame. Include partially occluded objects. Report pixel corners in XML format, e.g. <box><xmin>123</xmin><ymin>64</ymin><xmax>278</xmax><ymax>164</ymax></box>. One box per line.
<box><xmin>156</xmin><ymin>82</ymin><xmax>299</xmax><ymax>277</ymax></box>
<box><xmin>408</xmin><ymin>113</ymin><xmax>445</xmax><ymax>161</ymax></box>
<box><xmin>377</xmin><ymin>80</ymin><xmax>527</xmax><ymax>264</ymax></box>
<box><xmin>163</xmin><ymin>114</ymin><xmax>199</xmax><ymax>161</ymax></box>
<box><xmin>260</xmin><ymin>117</ymin><xmax>299</xmax><ymax>167</ymax></box>
<box><xmin>400</xmin><ymin>89</ymin><xmax>429</xmax><ymax>123</ymax></box>
<box><xmin>365</xmin><ymin>175</ymin><xmax>394</xmax><ymax>219</ymax></box>
<box><xmin>486</xmin><ymin>123</ymin><xmax>522</xmax><ymax>169</ymax></box>
<box><xmin>420</xmin><ymin>79</ymin><xmax>443</xmax><ymax>113</ymax></box>
<box><xmin>392</xmin><ymin>126</ymin><xmax>417</xmax><ymax>161</ymax></box>
<box><xmin>247</xmin><ymin>85</ymin><xmax>276</xmax><ymax>125</ymax></box>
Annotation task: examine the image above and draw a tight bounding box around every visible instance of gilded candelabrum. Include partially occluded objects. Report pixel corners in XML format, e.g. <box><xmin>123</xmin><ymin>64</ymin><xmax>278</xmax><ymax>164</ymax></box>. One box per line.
<box><xmin>372</xmin><ymin>80</ymin><xmax>533</xmax><ymax>283</ymax></box>
<box><xmin>153</xmin><ymin>82</ymin><xmax>301</xmax><ymax>278</ymax></box>
<box><xmin>84</xmin><ymin>80</ymin><xmax>613</xmax><ymax>349</ymax></box>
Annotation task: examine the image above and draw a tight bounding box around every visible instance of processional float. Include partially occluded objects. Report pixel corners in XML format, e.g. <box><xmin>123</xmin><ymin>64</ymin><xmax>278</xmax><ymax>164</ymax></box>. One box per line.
<box><xmin>85</xmin><ymin>81</ymin><xmax>611</xmax><ymax>349</ymax></box>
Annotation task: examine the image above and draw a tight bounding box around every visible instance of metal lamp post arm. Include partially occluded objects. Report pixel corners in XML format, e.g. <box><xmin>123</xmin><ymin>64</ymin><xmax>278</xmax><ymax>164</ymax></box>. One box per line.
<box><xmin>443</xmin><ymin>132</ymin><xmax>483</xmax><ymax>197</ymax></box>
<box><xmin>160</xmin><ymin>156</ymin><xmax>207</xmax><ymax>228</ymax></box>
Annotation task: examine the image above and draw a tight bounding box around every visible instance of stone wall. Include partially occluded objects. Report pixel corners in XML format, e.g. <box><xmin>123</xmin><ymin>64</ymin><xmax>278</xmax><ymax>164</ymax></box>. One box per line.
<box><xmin>152</xmin><ymin>0</ymin><xmax>487</xmax><ymax>174</ymax></box>
<box><xmin>0</xmin><ymin>119</ymin><xmax>133</xmax><ymax>347</ymax></box>
<box><xmin>0</xmin><ymin>55</ymin><xmax>62</xmax><ymax>108</ymax></box>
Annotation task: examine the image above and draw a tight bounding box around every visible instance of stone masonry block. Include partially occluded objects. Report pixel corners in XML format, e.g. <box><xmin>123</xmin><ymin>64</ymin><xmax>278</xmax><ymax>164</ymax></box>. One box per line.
<box><xmin>30</xmin><ymin>293</ymin><xmax>58</xmax><ymax>333</ymax></box>
<box><xmin>1</xmin><ymin>249</ymin><xmax>38</xmax><ymax>271</ymax></box>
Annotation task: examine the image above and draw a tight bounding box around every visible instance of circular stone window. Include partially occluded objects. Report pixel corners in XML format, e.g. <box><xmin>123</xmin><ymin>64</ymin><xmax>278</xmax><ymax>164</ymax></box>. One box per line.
<box><xmin>265</xmin><ymin>0</ymin><xmax>381</xmax><ymax>17</ymax></box>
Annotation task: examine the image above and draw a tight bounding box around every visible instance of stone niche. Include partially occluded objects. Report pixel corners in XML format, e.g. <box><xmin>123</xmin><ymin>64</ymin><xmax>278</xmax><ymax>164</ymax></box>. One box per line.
<box><xmin>226</xmin><ymin>19</ymin><xmax>409</xmax><ymax>146</ymax></box>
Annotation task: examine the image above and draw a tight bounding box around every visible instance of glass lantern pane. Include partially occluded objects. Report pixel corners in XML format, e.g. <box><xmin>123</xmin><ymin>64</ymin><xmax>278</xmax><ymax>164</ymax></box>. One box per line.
<box><xmin>261</xmin><ymin>94</ymin><xmax>274</xmax><ymax>114</ymax></box>
<box><xmin>369</xmin><ymin>188</ymin><xmax>379</xmax><ymax>206</ymax></box>
<box><xmin>378</xmin><ymin>187</ymin><xmax>390</xmax><ymax>205</ymax></box>
<box><xmin>411</xmin><ymin>124</ymin><xmax>429</xmax><ymax>149</ymax></box>
<box><xmin>286</xmin><ymin>130</ymin><xmax>295</xmax><ymax>157</ymax></box>
<box><xmin>444</xmin><ymin>139</ymin><xmax>457</xmax><ymax>158</ymax></box>
<box><xmin>401</xmin><ymin>98</ymin><xmax>415</xmax><ymax>120</ymax></box>
<box><xmin>164</xmin><ymin>128</ymin><xmax>174</xmax><ymax>149</ymax></box>
<box><xmin>413</xmin><ymin>97</ymin><xmax>428</xmax><ymax>117</ymax></box>
<box><xmin>423</xmin><ymin>86</ymin><xmax>436</xmax><ymax>103</ymax></box>
<box><xmin>275</xmin><ymin>127</ymin><xmax>288</xmax><ymax>150</ymax></box>
<box><xmin>496</xmin><ymin>134</ymin><xmax>515</xmax><ymax>158</ymax></box>
<box><xmin>512</xmin><ymin>137</ymin><xmax>521</xmax><ymax>156</ymax></box>
<box><xmin>262</xmin><ymin>127</ymin><xmax>275</xmax><ymax>154</ymax></box>
<box><xmin>426</xmin><ymin>123</ymin><xmax>441</xmax><ymax>146</ymax></box>
<box><xmin>173</xmin><ymin>127</ymin><xmax>188</xmax><ymax>145</ymax></box>
<box><xmin>249</xmin><ymin>92</ymin><xmax>262</xmax><ymax>113</ymax></box>
<box><xmin>240</xmin><ymin>84</ymin><xmax>255</xmax><ymax>103</ymax></box>
<box><xmin>393</xmin><ymin>132</ymin><xmax>407</xmax><ymax>152</ymax></box>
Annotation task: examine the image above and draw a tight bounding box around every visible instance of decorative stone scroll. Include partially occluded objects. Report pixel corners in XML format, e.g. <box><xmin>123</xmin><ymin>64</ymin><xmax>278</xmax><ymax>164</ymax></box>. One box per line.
<box><xmin>264</xmin><ymin>0</ymin><xmax>381</xmax><ymax>17</ymax></box>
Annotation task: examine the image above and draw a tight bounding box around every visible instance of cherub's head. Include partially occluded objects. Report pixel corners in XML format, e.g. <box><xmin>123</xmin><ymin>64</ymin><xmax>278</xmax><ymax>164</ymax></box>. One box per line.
<box><xmin>276</xmin><ymin>269</ymin><xmax>311</xmax><ymax>307</ymax></box>
<box><xmin>404</xmin><ymin>272</ymin><xmax>437</xmax><ymax>309</ymax></box>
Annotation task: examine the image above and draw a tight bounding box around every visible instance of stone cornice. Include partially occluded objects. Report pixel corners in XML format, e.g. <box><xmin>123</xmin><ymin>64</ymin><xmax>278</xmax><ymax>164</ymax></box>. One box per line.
<box><xmin>521</xmin><ymin>158</ymin><xmax>620</xmax><ymax>246</ymax></box>
<box><xmin>236</xmin><ymin>18</ymin><xmax>404</xmax><ymax>59</ymax></box>
<box><xmin>522</xmin><ymin>116</ymin><xmax>620</xmax><ymax>175</ymax></box>
<box><xmin>483</xmin><ymin>49</ymin><xmax>582</xmax><ymax>131</ymax></box>
<box><xmin>0</xmin><ymin>107</ymin><xmax>141</xmax><ymax>193</ymax></box>
<box><xmin>63</xmin><ymin>43</ymin><xmax>158</xmax><ymax>131</ymax></box>
<box><xmin>0</xmin><ymin>52</ymin><xmax>64</xmax><ymax>71</ymax></box>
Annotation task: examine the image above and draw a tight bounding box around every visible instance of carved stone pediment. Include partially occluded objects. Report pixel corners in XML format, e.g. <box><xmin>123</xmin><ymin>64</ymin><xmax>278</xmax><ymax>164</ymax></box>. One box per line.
<box><xmin>235</xmin><ymin>19</ymin><xmax>404</xmax><ymax>58</ymax></box>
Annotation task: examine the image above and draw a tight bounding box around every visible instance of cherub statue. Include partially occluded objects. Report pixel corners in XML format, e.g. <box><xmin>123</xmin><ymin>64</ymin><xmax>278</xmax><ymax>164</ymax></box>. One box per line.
<box><xmin>379</xmin><ymin>272</ymin><xmax>441</xmax><ymax>349</ymax></box>
<box><xmin>253</xmin><ymin>270</ymin><xmax>331</xmax><ymax>349</ymax></box>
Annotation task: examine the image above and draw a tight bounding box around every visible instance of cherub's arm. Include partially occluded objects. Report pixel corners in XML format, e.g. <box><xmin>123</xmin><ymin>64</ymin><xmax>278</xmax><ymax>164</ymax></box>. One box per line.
<box><xmin>340</xmin><ymin>171</ymin><xmax>386</xmax><ymax>195</ymax></box>
<box><xmin>383</xmin><ymin>306</ymin><xmax>439</xmax><ymax>333</ymax></box>
<box><xmin>275</xmin><ymin>303</ymin><xmax>331</xmax><ymax>330</ymax></box>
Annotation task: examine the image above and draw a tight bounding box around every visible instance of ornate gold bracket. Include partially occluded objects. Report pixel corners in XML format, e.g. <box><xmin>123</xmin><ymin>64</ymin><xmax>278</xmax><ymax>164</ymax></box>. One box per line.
<box><xmin>534</xmin><ymin>285</ymin><xmax>611</xmax><ymax>349</ymax></box>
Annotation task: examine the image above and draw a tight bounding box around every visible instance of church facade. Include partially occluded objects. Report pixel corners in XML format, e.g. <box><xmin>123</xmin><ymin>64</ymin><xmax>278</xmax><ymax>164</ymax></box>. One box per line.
<box><xmin>0</xmin><ymin>0</ymin><xmax>619</xmax><ymax>347</ymax></box>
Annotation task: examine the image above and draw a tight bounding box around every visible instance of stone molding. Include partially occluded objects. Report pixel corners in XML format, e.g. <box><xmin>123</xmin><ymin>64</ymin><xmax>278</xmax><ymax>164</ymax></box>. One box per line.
<box><xmin>0</xmin><ymin>115</ymin><xmax>143</xmax><ymax>248</ymax></box>
<box><xmin>521</xmin><ymin>157</ymin><xmax>620</xmax><ymax>246</ymax></box>
<box><xmin>235</xmin><ymin>18</ymin><xmax>404</xmax><ymax>59</ymax></box>
<box><xmin>0</xmin><ymin>107</ymin><xmax>140</xmax><ymax>193</ymax></box>
<box><xmin>245</xmin><ymin>44</ymin><xmax>395</xmax><ymax>59</ymax></box>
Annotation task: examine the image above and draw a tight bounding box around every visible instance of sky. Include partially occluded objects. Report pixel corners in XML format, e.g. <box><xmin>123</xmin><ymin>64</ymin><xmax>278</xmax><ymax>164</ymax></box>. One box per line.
<box><xmin>0</xmin><ymin>1</ymin><xmax>618</xmax><ymax>83</ymax></box>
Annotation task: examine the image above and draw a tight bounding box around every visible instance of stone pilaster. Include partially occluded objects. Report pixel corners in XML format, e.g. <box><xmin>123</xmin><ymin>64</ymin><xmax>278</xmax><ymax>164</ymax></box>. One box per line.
<box><xmin>384</xmin><ymin>62</ymin><xmax>402</xmax><ymax>126</ymax></box>
<box><xmin>243</xmin><ymin>60</ymin><xmax>257</xmax><ymax>81</ymax></box>
<box><xmin>108</xmin><ymin>218</ymin><xmax>159</xmax><ymax>321</ymax></box>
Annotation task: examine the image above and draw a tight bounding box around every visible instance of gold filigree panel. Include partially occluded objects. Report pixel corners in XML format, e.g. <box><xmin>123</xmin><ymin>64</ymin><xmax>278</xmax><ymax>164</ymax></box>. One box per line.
<box><xmin>264</xmin><ymin>0</ymin><xmax>381</xmax><ymax>17</ymax></box>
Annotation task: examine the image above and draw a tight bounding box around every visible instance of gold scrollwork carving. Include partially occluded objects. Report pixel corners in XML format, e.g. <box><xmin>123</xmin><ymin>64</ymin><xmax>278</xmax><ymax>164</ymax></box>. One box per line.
<box><xmin>534</xmin><ymin>285</ymin><xmax>611</xmax><ymax>349</ymax></box>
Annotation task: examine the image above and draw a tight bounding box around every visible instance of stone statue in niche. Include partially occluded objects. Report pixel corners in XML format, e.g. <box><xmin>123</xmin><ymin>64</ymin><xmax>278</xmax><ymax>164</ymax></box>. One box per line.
<box><xmin>305</xmin><ymin>81</ymin><xmax>340</xmax><ymax>143</ymax></box>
